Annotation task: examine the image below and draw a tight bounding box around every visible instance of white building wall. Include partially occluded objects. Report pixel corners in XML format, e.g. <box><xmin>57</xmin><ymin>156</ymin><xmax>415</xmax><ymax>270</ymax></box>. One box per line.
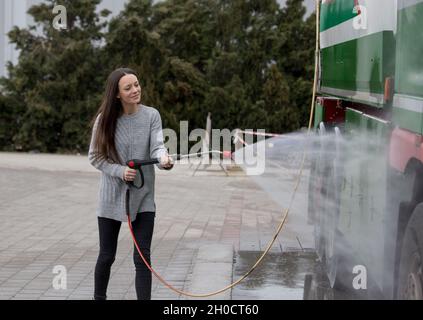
<box><xmin>0</xmin><ymin>0</ymin><xmax>128</xmax><ymax>78</ymax></box>
<box><xmin>0</xmin><ymin>0</ymin><xmax>36</xmax><ymax>78</ymax></box>
<box><xmin>0</xmin><ymin>0</ymin><xmax>4</xmax><ymax>78</ymax></box>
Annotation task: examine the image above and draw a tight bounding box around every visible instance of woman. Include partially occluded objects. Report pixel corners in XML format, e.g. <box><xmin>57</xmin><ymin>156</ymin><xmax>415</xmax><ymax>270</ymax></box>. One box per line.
<box><xmin>88</xmin><ymin>68</ymin><xmax>173</xmax><ymax>300</ymax></box>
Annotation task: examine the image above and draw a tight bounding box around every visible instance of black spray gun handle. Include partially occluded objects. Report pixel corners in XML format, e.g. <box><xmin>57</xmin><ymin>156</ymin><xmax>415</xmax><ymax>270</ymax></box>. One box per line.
<box><xmin>126</xmin><ymin>158</ymin><xmax>160</xmax><ymax>189</ymax></box>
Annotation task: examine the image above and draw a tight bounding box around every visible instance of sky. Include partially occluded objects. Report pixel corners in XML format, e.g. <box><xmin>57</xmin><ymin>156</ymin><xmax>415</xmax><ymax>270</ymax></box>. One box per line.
<box><xmin>278</xmin><ymin>0</ymin><xmax>316</xmax><ymax>17</ymax></box>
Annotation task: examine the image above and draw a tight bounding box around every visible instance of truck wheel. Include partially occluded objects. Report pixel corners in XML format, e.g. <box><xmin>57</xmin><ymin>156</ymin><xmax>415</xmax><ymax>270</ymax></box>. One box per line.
<box><xmin>397</xmin><ymin>203</ymin><xmax>423</xmax><ymax>300</ymax></box>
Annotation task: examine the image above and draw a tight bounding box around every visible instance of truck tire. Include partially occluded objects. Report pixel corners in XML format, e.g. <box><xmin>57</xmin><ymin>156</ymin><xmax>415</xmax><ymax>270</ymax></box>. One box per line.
<box><xmin>397</xmin><ymin>203</ymin><xmax>423</xmax><ymax>300</ymax></box>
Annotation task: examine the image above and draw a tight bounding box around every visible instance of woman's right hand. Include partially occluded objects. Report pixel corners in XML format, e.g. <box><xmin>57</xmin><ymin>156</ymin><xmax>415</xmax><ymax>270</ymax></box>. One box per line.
<box><xmin>123</xmin><ymin>167</ymin><xmax>137</xmax><ymax>182</ymax></box>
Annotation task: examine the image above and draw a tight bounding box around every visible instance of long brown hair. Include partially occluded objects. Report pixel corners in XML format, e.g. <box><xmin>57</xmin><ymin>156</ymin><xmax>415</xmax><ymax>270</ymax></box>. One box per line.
<box><xmin>90</xmin><ymin>67</ymin><xmax>138</xmax><ymax>164</ymax></box>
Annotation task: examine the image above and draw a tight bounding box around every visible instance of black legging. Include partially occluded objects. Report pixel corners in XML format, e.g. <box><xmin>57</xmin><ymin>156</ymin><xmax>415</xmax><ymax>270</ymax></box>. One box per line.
<box><xmin>94</xmin><ymin>212</ymin><xmax>155</xmax><ymax>300</ymax></box>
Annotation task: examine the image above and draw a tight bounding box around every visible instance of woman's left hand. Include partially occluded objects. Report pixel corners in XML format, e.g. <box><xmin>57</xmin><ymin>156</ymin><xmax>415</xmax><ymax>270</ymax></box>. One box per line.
<box><xmin>160</xmin><ymin>154</ymin><xmax>174</xmax><ymax>170</ymax></box>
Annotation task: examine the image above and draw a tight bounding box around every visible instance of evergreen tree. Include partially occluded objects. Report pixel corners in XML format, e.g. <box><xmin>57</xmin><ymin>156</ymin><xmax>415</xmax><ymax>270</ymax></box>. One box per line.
<box><xmin>0</xmin><ymin>0</ymin><xmax>109</xmax><ymax>152</ymax></box>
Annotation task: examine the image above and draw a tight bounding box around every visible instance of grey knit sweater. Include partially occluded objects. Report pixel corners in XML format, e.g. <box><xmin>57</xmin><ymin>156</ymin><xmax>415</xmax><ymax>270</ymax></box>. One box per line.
<box><xmin>88</xmin><ymin>104</ymin><xmax>168</xmax><ymax>222</ymax></box>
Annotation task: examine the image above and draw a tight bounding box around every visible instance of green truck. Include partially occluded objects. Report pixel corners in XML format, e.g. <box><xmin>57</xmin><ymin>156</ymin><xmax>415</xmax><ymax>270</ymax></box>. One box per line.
<box><xmin>310</xmin><ymin>0</ymin><xmax>423</xmax><ymax>299</ymax></box>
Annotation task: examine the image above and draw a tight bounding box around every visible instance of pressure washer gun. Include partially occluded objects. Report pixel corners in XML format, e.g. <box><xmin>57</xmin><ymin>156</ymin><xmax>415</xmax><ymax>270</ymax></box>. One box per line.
<box><xmin>125</xmin><ymin>150</ymin><xmax>232</xmax><ymax>189</ymax></box>
<box><xmin>126</xmin><ymin>158</ymin><xmax>160</xmax><ymax>189</ymax></box>
<box><xmin>124</xmin><ymin>158</ymin><xmax>160</xmax><ymax>218</ymax></box>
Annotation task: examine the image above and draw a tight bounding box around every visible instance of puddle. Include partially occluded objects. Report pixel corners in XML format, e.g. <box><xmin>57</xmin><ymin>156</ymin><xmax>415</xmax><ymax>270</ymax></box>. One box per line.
<box><xmin>232</xmin><ymin>251</ymin><xmax>320</xmax><ymax>300</ymax></box>
<box><xmin>232</xmin><ymin>251</ymin><xmax>365</xmax><ymax>300</ymax></box>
